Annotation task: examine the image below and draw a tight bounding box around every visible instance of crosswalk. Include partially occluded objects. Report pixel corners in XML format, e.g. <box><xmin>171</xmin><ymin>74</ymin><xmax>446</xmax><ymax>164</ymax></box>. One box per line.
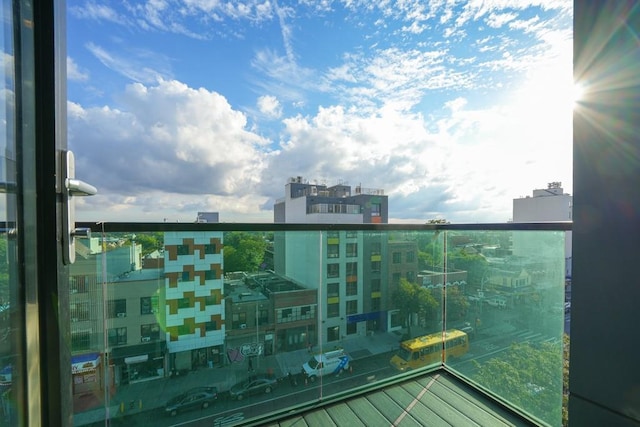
<box><xmin>476</xmin><ymin>330</ymin><xmax>558</xmax><ymax>352</ymax></box>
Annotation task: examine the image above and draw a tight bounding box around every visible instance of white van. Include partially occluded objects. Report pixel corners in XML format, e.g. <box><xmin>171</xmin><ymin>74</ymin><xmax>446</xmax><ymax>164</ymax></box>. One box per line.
<box><xmin>302</xmin><ymin>349</ymin><xmax>350</xmax><ymax>382</ymax></box>
<box><xmin>486</xmin><ymin>297</ymin><xmax>507</xmax><ymax>309</ymax></box>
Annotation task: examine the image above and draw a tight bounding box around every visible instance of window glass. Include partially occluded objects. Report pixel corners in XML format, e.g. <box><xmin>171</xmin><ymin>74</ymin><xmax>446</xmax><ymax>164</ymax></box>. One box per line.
<box><xmin>107</xmin><ymin>299</ymin><xmax>127</xmax><ymax>318</ymax></box>
<box><xmin>327</xmin><ymin>283</ymin><xmax>339</xmax><ymax>297</ymax></box>
<box><xmin>346</xmin><ymin>243</ymin><xmax>357</xmax><ymax>257</ymax></box>
<box><xmin>327</xmin><ymin>243</ymin><xmax>339</xmax><ymax>258</ymax></box>
<box><xmin>327</xmin><ymin>303</ymin><xmax>339</xmax><ymax>318</ymax></box>
<box><xmin>346</xmin><ymin>281</ymin><xmax>358</xmax><ymax>296</ymax></box>
<box><xmin>327</xmin><ymin>263</ymin><xmax>339</xmax><ymax>278</ymax></box>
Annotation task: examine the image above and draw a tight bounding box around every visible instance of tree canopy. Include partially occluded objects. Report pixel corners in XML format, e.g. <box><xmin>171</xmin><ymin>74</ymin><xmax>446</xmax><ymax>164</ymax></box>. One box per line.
<box><xmin>473</xmin><ymin>340</ymin><xmax>563</xmax><ymax>426</ymax></box>
<box><xmin>223</xmin><ymin>232</ymin><xmax>268</xmax><ymax>273</ymax></box>
<box><xmin>133</xmin><ymin>233</ymin><xmax>164</xmax><ymax>256</ymax></box>
<box><xmin>429</xmin><ymin>285</ymin><xmax>469</xmax><ymax>321</ymax></box>
<box><xmin>392</xmin><ymin>278</ymin><xmax>439</xmax><ymax>337</ymax></box>
<box><xmin>448</xmin><ymin>249</ymin><xmax>487</xmax><ymax>286</ymax></box>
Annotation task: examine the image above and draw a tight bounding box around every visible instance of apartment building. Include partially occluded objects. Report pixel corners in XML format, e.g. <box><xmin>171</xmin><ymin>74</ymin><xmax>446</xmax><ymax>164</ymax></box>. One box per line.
<box><xmin>163</xmin><ymin>232</ymin><xmax>225</xmax><ymax>373</ymax></box>
<box><xmin>274</xmin><ymin>178</ymin><xmax>390</xmax><ymax>345</ymax></box>
<box><xmin>68</xmin><ymin>231</ymin><xmax>226</xmax><ymax>412</ymax></box>
<box><xmin>513</xmin><ymin>182</ymin><xmax>573</xmax><ymax>277</ymax></box>
<box><xmin>225</xmin><ymin>272</ymin><xmax>317</xmax><ymax>357</ymax></box>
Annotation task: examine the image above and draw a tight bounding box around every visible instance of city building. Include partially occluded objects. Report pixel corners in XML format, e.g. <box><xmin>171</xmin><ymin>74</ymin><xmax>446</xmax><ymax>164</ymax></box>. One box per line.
<box><xmin>513</xmin><ymin>182</ymin><xmax>573</xmax><ymax>277</ymax></box>
<box><xmin>69</xmin><ymin>230</ymin><xmax>227</xmax><ymax>408</ymax></box>
<box><xmin>274</xmin><ymin>176</ymin><xmax>388</xmax><ymax>224</ymax></box>
<box><xmin>274</xmin><ymin>178</ymin><xmax>391</xmax><ymax>345</ymax></box>
<box><xmin>225</xmin><ymin>272</ymin><xmax>318</xmax><ymax>356</ymax></box>
<box><xmin>163</xmin><ymin>232</ymin><xmax>225</xmax><ymax>373</ymax></box>
<box><xmin>69</xmin><ymin>240</ymin><xmax>144</xmax><ymax>409</ymax></box>
<box><xmin>195</xmin><ymin>212</ymin><xmax>220</xmax><ymax>223</ymax></box>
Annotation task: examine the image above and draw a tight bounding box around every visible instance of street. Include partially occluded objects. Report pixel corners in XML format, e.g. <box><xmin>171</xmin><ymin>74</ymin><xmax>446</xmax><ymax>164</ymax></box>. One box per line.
<box><xmin>92</xmin><ymin>314</ymin><xmax>563</xmax><ymax>427</ymax></box>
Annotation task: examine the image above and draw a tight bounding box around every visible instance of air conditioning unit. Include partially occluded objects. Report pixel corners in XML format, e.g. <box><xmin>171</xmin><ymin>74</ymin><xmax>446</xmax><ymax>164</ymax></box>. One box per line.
<box><xmin>239</xmin><ymin>323</ymin><xmax>247</xmax><ymax>329</ymax></box>
<box><xmin>117</xmin><ymin>312</ymin><xmax>126</xmax><ymax>318</ymax></box>
<box><xmin>141</xmin><ymin>336</ymin><xmax>151</xmax><ymax>342</ymax></box>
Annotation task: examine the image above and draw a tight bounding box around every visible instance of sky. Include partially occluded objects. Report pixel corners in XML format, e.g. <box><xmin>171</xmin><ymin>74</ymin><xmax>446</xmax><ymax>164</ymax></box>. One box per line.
<box><xmin>67</xmin><ymin>0</ymin><xmax>574</xmax><ymax>224</ymax></box>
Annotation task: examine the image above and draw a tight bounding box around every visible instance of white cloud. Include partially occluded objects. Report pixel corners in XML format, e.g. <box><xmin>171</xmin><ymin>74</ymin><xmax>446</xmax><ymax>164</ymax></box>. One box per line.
<box><xmin>69</xmin><ymin>1</ymin><xmax>128</xmax><ymax>24</ymax></box>
<box><xmin>68</xmin><ymin>0</ymin><xmax>573</xmax><ymax>223</ymax></box>
<box><xmin>257</xmin><ymin>95</ymin><xmax>283</xmax><ymax>119</ymax></box>
<box><xmin>67</xmin><ymin>57</ymin><xmax>89</xmax><ymax>82</ymax></box>
<box><xmin>325</xmin><ymin>48</ymin><xmax>472</xmax><ymax>112</ymax></box>
<box><xmin>69</xmin><ymin>79</ymin><xmax>271</xmax><ymax>220</ymax></box>
<box><xmin>251</xmin><ymin>48</ymin><xmax>317</xmax><ymax>103</ymax></box>
<box><xmin>486</xmin><ymin>12</ymin><xmax>518</xmax><ymax>28</ymax></box>
<box><xmin>85</xmin><ymin>43</ymin><xmax>172</xmax><ymax>84</ymax></box>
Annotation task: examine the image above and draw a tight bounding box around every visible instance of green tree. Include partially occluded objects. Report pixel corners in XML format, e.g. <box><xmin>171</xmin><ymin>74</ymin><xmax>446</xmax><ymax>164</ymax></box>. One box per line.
<box><xmin>448</xmin><ymin>249</ymin><xmax>487</xmax><ymax>286</ymax></box>
<box><xmin>430</xmin><ymin>285</ymin><xmax>469</xmax><ymax>321</ymax></box>
<box><xmin>223</xmin><ymin>232</ymin><xmax>267</xmax><ymax>273</ymax></box>
<box><xmin>417</xmin><ymin>231</ymin><xmax>445</xmax><ymax>270</ymax></box>
<box><xmin>133</xmin><ymin>233</ymin><xmax>164</xmax><ymax>256</ymax></box>
<box><xmin>392</xmin><ymin>278</ymin><xmax>439</xmax><ymax>338</ymax></box>
<box><xmin>473</xmin><ymin>340</ymin><xmax>563</xmax><ymax>426</ymax></box>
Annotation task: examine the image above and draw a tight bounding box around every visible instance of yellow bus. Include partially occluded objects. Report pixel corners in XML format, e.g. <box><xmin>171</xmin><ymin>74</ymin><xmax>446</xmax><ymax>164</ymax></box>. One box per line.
<box><xmin>390</xmin><ymin>329</ymin><xmax>469</xmax><ymax>371</ymax></box>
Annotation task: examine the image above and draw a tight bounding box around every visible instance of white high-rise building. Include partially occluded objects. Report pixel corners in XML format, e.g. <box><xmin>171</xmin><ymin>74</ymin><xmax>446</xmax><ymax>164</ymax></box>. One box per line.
<box><xmin>273</xmin><ymin>178</ymin><xmax>390</xmax><ymax>346</ymax></box>
<box><xmin>513</xmin><ymin>182</ymin><xmax>572</xmax><ymax>278</ymax></box>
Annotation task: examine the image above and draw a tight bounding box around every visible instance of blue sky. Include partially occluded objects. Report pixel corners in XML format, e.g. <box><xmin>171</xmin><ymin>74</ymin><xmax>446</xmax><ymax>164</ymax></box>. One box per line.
<box><xmin>67</xmin><ymin>0</ymin><xmax>573</xmax><ymax>223</ymax></box>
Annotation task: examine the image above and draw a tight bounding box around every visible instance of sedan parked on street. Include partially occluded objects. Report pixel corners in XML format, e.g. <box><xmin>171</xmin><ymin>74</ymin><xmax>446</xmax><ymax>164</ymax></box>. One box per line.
<box><xmin>229</xmin><ymin>375</ymin><xmax>278</xmax><ymax>400</ymax></box>
<box><xmin>164</xmin><ymin>386</ymin><xmax>218</xmax><ymax>416</ymax></box>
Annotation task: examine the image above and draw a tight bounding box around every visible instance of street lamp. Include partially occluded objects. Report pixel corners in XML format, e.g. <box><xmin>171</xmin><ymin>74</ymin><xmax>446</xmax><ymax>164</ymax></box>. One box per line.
<box><xmin>255</xmin><ymin>301</ymin><xmax>259</xmax><ymax>369</ymax></box>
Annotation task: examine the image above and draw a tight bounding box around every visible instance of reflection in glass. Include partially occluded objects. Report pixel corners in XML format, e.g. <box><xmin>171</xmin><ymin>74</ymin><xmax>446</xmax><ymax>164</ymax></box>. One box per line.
<box><xmin>66</xmin><ymin>227</ymin><xmax>567</xmax><ymax>427</ymax></box>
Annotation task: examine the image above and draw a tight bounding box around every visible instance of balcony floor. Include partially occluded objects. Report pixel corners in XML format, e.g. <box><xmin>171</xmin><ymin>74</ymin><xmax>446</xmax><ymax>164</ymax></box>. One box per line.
<box><xmin>265</xmin><ymin>370</ymin><xmax>534</xmax><ymax>426</ymax></box>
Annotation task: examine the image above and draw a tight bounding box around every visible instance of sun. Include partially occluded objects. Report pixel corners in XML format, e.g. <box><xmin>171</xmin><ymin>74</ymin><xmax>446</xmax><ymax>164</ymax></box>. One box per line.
<box><xmin>572</xmin><ymin>82</ymin><xmax>585</xmax><ymax>107</ymax></box>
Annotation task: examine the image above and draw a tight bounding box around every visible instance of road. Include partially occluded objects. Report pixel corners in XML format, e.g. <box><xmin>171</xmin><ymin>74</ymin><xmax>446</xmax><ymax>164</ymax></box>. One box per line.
<box><xmin>101</xmin><ymin>353</ymin><xmax>396</xmax><ymax>426</ymax></box>
<box><xmin>100</xmin><ymin>320</ymin><xmax>562</xmax><ymax>426</ymax></box>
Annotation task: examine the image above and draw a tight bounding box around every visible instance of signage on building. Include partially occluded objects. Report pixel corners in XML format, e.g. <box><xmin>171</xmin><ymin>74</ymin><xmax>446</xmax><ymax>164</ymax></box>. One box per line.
<box><xmin>240</xmin><ymin>342</ymin><xmax>263</xmax><ymax>356</ymax></box>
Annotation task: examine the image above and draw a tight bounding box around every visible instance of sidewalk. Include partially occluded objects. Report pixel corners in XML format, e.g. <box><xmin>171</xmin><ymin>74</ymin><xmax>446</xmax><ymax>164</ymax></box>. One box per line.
<box><xmin>73</xmin><ymin>331</ymin><xmax>401</xmax><ymax>426</ymax></box>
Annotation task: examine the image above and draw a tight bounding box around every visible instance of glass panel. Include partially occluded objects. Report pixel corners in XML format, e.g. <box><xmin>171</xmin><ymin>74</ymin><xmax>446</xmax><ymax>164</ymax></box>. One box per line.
<box><xmin>444</xmin><ymin>230</ymin><xmax>567</xmax><ymax>427</ymax></box>
<box><xmin>1</xmin><ymin>0</ymin><xmax>23</xmax><ymax>423</ymax></box>
<box><xmin>67</xmin><ymin>225</ymin><xmax>566</xmax><ymax>426</ymax></box>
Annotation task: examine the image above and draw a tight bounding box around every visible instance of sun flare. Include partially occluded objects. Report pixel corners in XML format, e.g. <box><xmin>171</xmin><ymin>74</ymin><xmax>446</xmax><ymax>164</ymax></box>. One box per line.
<box><xmin>572</xmin><ymin>83</ymin><xmax>585</xmax><ymax>107</ymax></box>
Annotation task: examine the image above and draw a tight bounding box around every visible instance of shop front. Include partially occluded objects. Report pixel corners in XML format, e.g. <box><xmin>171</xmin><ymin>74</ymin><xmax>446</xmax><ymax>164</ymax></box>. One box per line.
<box><xmin>71</xmin><ymin>353</ymin><xmax>102</xmax><ymax>398</ymax></box>
<box><xmin>110</xmin><ymin>341</ymin><xmax>166</xmax><ymax>385</ymax></box>
<box><xmin>0</xmin><ymin>365</ymin><xmax>12</xmax><ymax>418</ymax></box>
<box><xmin>276</xmin><ymin>326</ymin><xmax>315</xmax><ymax>352</ymax></box>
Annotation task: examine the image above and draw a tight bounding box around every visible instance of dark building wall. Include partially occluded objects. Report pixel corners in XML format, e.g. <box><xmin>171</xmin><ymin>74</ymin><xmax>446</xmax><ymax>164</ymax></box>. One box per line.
<box><xmin>570</xmin><ymin>2</ymin><xmax>640</xmax><ymax>426</ymax></box>
<box><xmin>272</xmin><ymin>289</ymin><xmax>317</xmax><ymax>309</ymax></box>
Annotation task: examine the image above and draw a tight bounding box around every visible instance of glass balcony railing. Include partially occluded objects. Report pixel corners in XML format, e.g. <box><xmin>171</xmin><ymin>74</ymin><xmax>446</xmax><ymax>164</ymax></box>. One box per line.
<box><xmin>68</xmin><ymin>222</ymin><xmax>569</xmax><ymax>427</ymax></box>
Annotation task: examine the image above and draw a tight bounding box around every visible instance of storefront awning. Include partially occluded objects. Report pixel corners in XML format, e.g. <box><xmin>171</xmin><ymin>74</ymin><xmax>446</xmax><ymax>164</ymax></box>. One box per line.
<box><xmin>110</xmin><ymin>341</ymin><xmax>166</xmax><ymax>362</ymax></box>
<box><xmin>124</xmin><ymin>354</ymin><xmax>148</xmax><ymax>364</ymax></box>
<box><xmin>71</xmin><ymin>353</ymin><xmax>100</xmax><ymax>374</ymax></box>
<box><xmin>0</xmin><ymin>364</ymin><xmax>11</xmax><ymax>385</ymax></box>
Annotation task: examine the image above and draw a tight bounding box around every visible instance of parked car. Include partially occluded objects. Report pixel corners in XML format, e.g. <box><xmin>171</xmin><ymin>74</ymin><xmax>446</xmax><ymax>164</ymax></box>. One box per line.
<box><xmin>229</xmin><ymin>375</ymin><xmax>278</xmax><ymax>400</ymax></box>
<box><xmin>460</xmin><ymin>325</ymin><xmax>475</xmax><ymax>337</ymax></box>
<box><xmin>164</xmin><ymin>386</ymin><xmax>218</xmax><ymax>416</ymax></box>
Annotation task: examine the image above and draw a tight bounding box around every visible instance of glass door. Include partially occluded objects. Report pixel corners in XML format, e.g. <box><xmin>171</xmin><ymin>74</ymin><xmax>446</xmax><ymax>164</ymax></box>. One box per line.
<box><xmin>1</xmin><ymin>0</ymin><xmax>71</xmax><ymax>424</ymax></box>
